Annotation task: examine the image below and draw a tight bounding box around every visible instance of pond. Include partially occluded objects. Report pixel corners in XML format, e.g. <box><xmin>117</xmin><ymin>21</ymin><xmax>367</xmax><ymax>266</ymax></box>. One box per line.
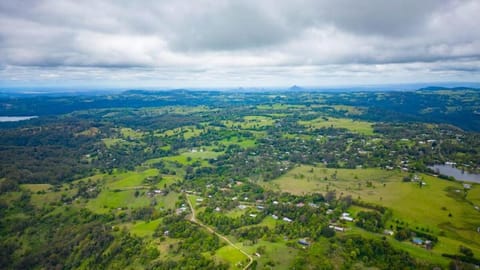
<box><xmin>0</xmin><ymin>116</ymin><xmax>38</xmax><ymax>122</ymax></box>
<box><xmin>429</xmin><ymin>164</ymin><xmax>480</xmax><ymax>183</ymax></box>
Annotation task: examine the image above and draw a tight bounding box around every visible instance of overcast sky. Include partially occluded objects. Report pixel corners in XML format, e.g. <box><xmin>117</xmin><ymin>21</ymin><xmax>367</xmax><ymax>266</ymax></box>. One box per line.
<box><xmin>1</xmin><ymin>0</ymin><xmax>479</xmax><ymax>89</ymax></box>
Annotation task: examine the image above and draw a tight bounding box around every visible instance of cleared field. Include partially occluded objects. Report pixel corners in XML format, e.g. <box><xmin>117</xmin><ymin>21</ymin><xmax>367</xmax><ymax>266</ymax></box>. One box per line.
<box><xmin>265</xmin><ymin>166</ymin><xmax>397</xmax><ymax>195</ymax></box>
<box><xmin>219</xmin><ymin>136</ymin><xmax>256</xmax><ymax>148</ymax></box>
<box><xmin>120</xmin><ymin>127</ymin><xmax>144</xmax><ymax>139</ymax></box>
<box><xmin>183</xmin><ymin>150</ymin><xmax>222</xmax><ymax>159</ymax></box>
<box><xmin>215</xmin><ymin>245</ymin><xmax>247</xmax><ymax>269</ymax></box>
<box><xmin>130</xmin><ymin>218</ymin><xmax>163</xmax><ymax>237</ymax></box>
<box><xmin>256</xmin><ymin>104</ymin><xmax>306</xmax><ymax>110</ymax></box>
<box><xmin>20</xmin><ymin>183</ymin><xmax>52</xmax><ymax>192</ymax></box>
<box><xmin>266</xmin><ymin>165</ymin><xmax>480</xmax><ymax>256</ymax></box>
<box><xmin>160</xmin><ymin>126</ymin><xmax>203</xmax><ymax>139</ymax></box>
<box><xmin>223</xmin><ymin>116</ymin><xmax>274</xmax><ymax>130</ymax></box>
<box><xmin>239</xmin><ymin>240</ymin><xmax>298</xmax><ymax>270</ymax></box>
<box><xmin>86</xmin><ymin>189</ymin><xmax>151</xmax><ymax>213</ymax></box>
<box><xmin>102</xmin><ymin>138</ymin><xmax>127</xmax><ymax>148</ymax></box>
<box><xmin>299</xmin><ymin>117</ymin><xmax>374</xmax><ymax>135</ymax></box>
<box><xmin>107</xmin><ymin>169</ymin><xmax>159</xmax><ymax>189</ymax></box>
<box><xmin>162</xmin><ymin>153</ymin><xmax>213</xmax><ymax>167</ymax></box>
<box><xmin>331</xmin><ymin>105</ymin><xmax>365</xmax><ymax>115</ymax></box>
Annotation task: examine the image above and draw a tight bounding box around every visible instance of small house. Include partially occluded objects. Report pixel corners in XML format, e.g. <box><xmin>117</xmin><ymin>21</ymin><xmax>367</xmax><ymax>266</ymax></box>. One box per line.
<box><xmin>383</xmin><ymin>230</ymin><xmax>394</xmax><ymax>236</ymax></box>
<box><xmin>298</xmin><ymin>238</ymin><xmax>310</xmax><ymax>246</ymax></box>
<box><xmin>329</xmin><ymin>225</ymin><xmax>345</xmax><ymax>232</ymax></box>
<box><xmin>340</xmin><ymin>216</ymin><xmax>354</xmax><ymax>222</ymax></box>
<box><xmin>283</xmin><ymin>217</ymin><xmax>293</xmax><ymax>222</ymax></box>
<box><xmin>412</xmin><ymin>237</ymin><xmax>424</xmax><ymax>245</ymax></box>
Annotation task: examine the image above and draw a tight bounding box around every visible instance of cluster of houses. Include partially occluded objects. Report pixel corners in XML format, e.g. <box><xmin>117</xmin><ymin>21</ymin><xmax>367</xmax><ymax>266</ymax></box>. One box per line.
<box><xmin>146</xmin><ymin>189</ymin><xmax>167</xmax><ymax>197</ymax></box>
<box><xmin>411</xmin><ymin>237</ymin><xmax>433</xmax><ymax>249</ymax></box>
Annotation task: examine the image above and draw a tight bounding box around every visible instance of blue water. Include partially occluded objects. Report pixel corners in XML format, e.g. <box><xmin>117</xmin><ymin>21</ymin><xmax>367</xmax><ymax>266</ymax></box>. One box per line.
<box><xmin>429</xmin><ymin>164</ymin><xmax>480</xmax><ymax>183</ymax></box>
<box><xmin>0</xmin><ymin>116</ymin><xmax>37</xmax><ymax>122</ymax></box>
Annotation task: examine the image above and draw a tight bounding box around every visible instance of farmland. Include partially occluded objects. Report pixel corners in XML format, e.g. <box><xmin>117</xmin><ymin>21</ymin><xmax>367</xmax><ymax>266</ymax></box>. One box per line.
<box><xmin>1</xmin><ymin>89</ymin><xmax>480</xmax><ymax>269</ymax></box>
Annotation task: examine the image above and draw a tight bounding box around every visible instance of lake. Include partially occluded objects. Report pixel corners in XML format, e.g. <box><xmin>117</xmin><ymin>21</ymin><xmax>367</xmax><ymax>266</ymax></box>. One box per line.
<box><xmin>0</xmin><ymin>116</ymin><xmax>38</xmax><ymax>122</ymax></box>
<box><xmin>429</xmin><ymin>164</ymin><xmax>480</xmax><ymax>183</ymax></box>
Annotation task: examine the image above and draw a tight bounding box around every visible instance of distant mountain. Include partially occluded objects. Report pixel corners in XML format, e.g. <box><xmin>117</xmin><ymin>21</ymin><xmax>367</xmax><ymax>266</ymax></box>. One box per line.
<box><xmin>288</xmin><ymin>85</ymin><xmax>304</xmax><ymax>91</ymax></box>
<box><xmin>418</xmin><ymin>86</ymin><xmax>480</xmax><ymax>91</ymax></box>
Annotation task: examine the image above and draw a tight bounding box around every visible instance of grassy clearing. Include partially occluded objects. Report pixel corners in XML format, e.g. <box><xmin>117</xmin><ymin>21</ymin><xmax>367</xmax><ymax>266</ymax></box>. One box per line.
<box><xmin>215</xmin><ymin>245</ymin><xmax>247</xmax><ymax>269</ymax></box>
<box><xmin>299</xmin><ymin>117</ymin><xmax>374</xmax><ymax>135</ymax></box>
<box><xmin>160</xmin><ymin>126</ymin><xmax>203</xmax><ymax>139</ymax></box>
<box><xmin>86</xmin><ymin>189</ymin><xmax>151</xmax><ymax>213</ymax></box>
<box><xmin>265</xmin><ymin>166</ymin><xmax>397</xmax><ymax>195</ymax></box>
<box><xmin>107</xmin><ymin>169</ymin><xmax>159</xmax><ymax>189</ymax></box>
<box><xmin>20</xmin><ymin>183</ymin><xmax>52</xmax><ymax>192</ymax></box>
<box><xmin>223</xmin><ymin>116</ymin><xmax>274</xmax><ymax>130</ymax></box>
<box><xmin>266</xmin><ymin>165</ymin><xmax>480</xmax><ymax>256</ymax></box>
<box><xmin>224</xmin><ymin>208</ymin><xmax>248</xmax><ymax>218</ymax></box>
<box><xmin>130</xmin><ymin>218</ymin><xmax>163</xmax><ymax>238</ymax></box>
<box><xmin>102</xmin><ymin>138</ymin><xmax>127</xmax><ymax>148</ymax></box>
<box><xmin>120</xmin><ymin>127</ymin><xmax>144</xmax><ymax>139</ymax></box>
<box><xmin>467</xmin><ymin>184</ymin><xmax>480</xmax><ymax>206</ymax></box>
<box><xmin>75</xmin><ymin>127</ymin><xmax>100</xmax><ymax>137</ymax></box>
<box><xmin>256</xmin><ymin>104</ymin><xmax>306</xmax><ymax>110</ymax></box>
<box><xmin>183</xmin><ymin>150</ymin><xmax>222</xmax><ymax>160</ymax></box>
<box><xmin>163</xmin><ymin>153</ymin><xmax>212</xmax><ymax>167</ymax></box>
<box><xmin>219</xmin><ymin>136</ymin><xmax>256</xmax><ymax>148</ymax></box>
<box><xmin>331</xmin><ymin>105</ymin><xmax>365</xmax><ymax>116</ymax></box>
<box><xmin>239</xmin><ymin>240</ymin><xmax>298</xmax><ymax>270</ymax></box>
<box><xmin>157</xmin><ymin>191</ymin><xmax>180</xmax><ymax>210</ymax></box>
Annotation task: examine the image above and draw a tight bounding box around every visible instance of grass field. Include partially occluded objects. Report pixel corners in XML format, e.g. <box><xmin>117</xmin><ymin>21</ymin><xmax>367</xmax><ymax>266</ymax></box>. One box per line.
<box><xmin>162</xmin><ymin>152</ymin><xmax>215</xmax><ymax>167</ymax></box>
<box><xmin>239</xmin><ymin>239</ymin><xmax>298</xmax><ymax>270</ymax></box>
<box><xmin>160</xmin><ymin>126</ymin><xmax>203</xmax><ymax>139</ymax></box>
<box><xmin>120</xmin><ymin>127</ymin><xmax>144</xmax><ymax>139</ymax></box>
<box><xmin>86</xmin><ymin>189</ymin><xmax>151</xmax><ymax>213</ymax></box>
<box><xmin>102</xmin><ymin>138</ymin><xmax>127</xmax><ymax>148</ymax></box>
<box><xmin>223</xmin><ymin>116</ymin><xmax>274</xmax><ymax>130</ymax></box>
<box><xmin>265</xmin><ymin>165</ymin><xmax>480</xmax><ymax>257</ymax></box>
<box><xmin>219</xmin><ymin>136</ymin><xmax>257</xmax><ymax>148</ymax></box>
<box><xmin>20</xmin><ymin>183</ymin><xmax>52</xmax><ymax>192</ymax></box>
<box><xmin>107</xmin><ymin>169</ymin><xmax>159</xmax><ymax>189</ymax></box>
<box><xmin>256</xmin><ymin>104</ymin><xmax>306</xmax><ymax>110</ymax></box>
<box><xmin>299</xmin><ymin>117</ymin><xmax>374</xmax><ymax>135</ymax></box>
<box><xmin>215</xmin><ymin>245</ymin><xmax>248</xmax><ymax>269</ymax></box>
<box><xmin>130</xmin><ymin>218</ymin><xmax>163</xmax><ymax>237</ymax></box>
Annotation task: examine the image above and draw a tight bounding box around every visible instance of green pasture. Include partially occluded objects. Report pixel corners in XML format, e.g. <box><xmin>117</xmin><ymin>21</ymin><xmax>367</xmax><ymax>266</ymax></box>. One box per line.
<box><xmin>214</xmin><ymin>245</ymin><xmax>247</xmax><ymax>269</ymax></box>
<box><xmin>266</xmin><ymin>165</ymin><xmax>480</xmax><ymax>255</ymax></box>
<box><xmin>299</xmin><ymin>117</ymin><xmax>374</xmax><ymax>135</ymax></box>
<box><xmin>20</xmin><ymin>183</ymin><xmax>52</xmax><ymax>192</ymax></box>
<box><xmin>130</xmin><ymin>218</ymin><xmax>163</xmax><ymax>238</ymax></box>
<box><xmin>330</xmin><ymin>105</ymin><xmax>365</xmax><ymax>115</ymax></box>
<box><xmin>183</xmin><ymin>150</ymin><xmax>222</xmax><ymax>159</ymax></box>
<box><xmin>86</xmin><ymin>189</ymin><xmax>151</xmax><ymax>213</ymax></box>
<box><xmin>162</xmin><ymin>152</ymin><xmax>213</xmax><ymax>167</ymax></box>
<box><xmin>120</xmin><ymin>127</ymin><xmax>144</xmax><ymax>139</ymax></box>
<box><xmin>107</xmin><ymin>169</ymin><xmax>159</xmax><ymax>189</ymax></box>
<box><xmin>256</xmin><ymin>104</ymin><xmax>306</xmax><ymax>110</ymax></box>
<box><xmin>239</xmin><ymin>239</ymin><xmax>298</xmax><ymax>270</ymax></box>
<box><xmin>219</xmin><ymin>136</ymin><xmax>256</xmax><ymax>148</ymax></box>
<box><xmin>160</xmin><ymin>126</ymin><xmax>203</xmax><ymax>139</ymax></box>
<box><xmin>102</xmin><ymin>138</ymin><xmax>127</xmax><ymax>148</ymax></box>
<box><xmin>222</xmin><ymin>116</ymin><xmax>274</xmax><ymax>130</ymax></box>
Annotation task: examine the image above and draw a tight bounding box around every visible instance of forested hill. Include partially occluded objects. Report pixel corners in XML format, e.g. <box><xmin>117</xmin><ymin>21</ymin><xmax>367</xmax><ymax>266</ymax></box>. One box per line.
<box><xmin>1</xmin><ymin>88</ymin><xmax>479</xmax><ymax>131</ymax></box>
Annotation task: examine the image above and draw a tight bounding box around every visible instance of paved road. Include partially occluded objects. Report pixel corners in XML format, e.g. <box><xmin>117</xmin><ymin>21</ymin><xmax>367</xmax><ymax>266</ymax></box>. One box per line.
<box><xmin>185</xmin><ymin>194</ymin><xmax>254</xmax><ymax>270</ymax></box>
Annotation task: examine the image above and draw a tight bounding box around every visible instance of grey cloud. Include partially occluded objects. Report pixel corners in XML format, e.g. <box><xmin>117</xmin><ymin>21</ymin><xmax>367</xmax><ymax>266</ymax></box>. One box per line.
<box><xmin>0</xmin><ymin>0</ymin><xmax>479</xmax><ymax>86</ymax></box>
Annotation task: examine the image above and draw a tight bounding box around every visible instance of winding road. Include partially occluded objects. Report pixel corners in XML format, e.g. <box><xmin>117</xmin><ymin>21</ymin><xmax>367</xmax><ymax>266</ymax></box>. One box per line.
<box><xmin>185</xmin><ymin>194</ymin><xmax>254</xmax><ymax>270</ymax></box>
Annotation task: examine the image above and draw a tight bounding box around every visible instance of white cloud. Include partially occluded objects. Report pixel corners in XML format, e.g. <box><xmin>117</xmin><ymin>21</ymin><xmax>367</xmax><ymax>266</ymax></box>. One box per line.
<box><xmin>0</xmin><ymin>0</ymin><xmax>479</xmax><ymax>88</ymax></box>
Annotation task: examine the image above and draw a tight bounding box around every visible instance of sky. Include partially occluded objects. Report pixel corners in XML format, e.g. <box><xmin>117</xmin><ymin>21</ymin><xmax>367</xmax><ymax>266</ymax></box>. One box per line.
<box><xmin>0</xmin><ymin>0</ymin><xmax>480</xmax><ymax>89</ymax></box>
